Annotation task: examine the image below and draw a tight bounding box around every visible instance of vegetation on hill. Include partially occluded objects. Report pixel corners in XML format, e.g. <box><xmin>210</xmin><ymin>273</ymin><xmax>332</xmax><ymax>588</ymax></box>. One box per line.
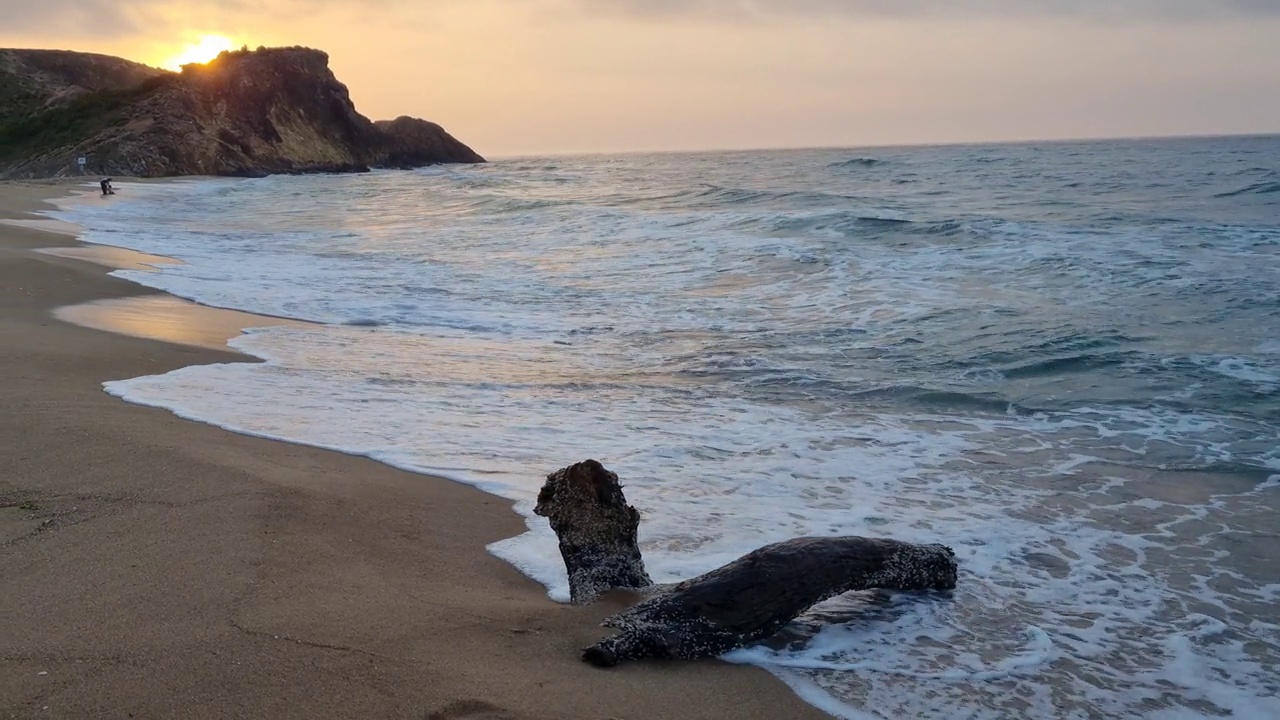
<box><xmin>0</xmin><ymin>75</ymin><xmax>41</xmax><ymax>124</ymax></box>
<box><xmin>0</xmin><ymin>49</ymin><xmax>168</xmax><ymax>125</ymax></box>
<box><xmin>0</xmin><ymin>76</ymin><xmax>174</xmax><ymax>162</ymax></box>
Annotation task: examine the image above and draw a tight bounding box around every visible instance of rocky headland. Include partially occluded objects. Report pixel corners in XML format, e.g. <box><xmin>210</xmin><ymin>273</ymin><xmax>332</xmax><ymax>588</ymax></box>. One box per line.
<box><xmin>0</xmin><ymin>46</ymin><xmax>484</xmax><ymax>179</ymax></box>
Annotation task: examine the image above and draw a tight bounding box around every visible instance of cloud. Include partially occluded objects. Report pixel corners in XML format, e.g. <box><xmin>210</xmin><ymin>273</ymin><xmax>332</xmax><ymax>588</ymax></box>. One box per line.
<box><xmin>3</xmin><ymin>0</ymin><xmax>1277</xmax><ymax>40</ymax></box>
<box><xmin>0</xmin><ymin>0</ymin><xmax>136</xmax><ymax>36</ymax></box>
<box><xmin>0</xmin><ymin>0</ymin><xmax>459</xmax><ymax>39</ymax></box>
<box><xmin>586</xmin><ymin>0</ymin><xmax>1280</xmax><ymax>21</ymax></box>
<box><xmin>0</xmin><ymin>0</ymin><xmax>271</xmax><ymax>37</ymax></box>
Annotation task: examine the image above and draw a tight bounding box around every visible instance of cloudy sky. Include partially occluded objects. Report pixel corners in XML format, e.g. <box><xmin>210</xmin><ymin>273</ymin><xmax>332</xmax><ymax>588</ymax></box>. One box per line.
<box><xmin>3</xmin><ymin>0</ymin><xmax>1278</xmax><ymax>156</ymax></box>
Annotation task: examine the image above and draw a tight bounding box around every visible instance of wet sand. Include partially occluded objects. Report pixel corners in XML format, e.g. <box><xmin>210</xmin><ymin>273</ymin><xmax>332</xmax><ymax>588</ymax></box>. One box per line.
<box><xmin>35</xmin><ymin>245</ymin><xmax>179</xmax><ymax>272</ymax></box>
<box><xmin>53</xmin><ymin>295</ymin><xmax>309</xmax><ymax>352</ymax></box>
<box><xmin>0</xmin><ymin>181</ymin><xmax>831</xmax><ymax>720</ymax></box>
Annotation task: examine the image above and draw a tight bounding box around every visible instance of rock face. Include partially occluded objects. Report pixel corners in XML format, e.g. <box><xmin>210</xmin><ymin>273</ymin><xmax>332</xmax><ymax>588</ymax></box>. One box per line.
<box><xmin>0</xmin><ymin>47</ymin><xmax>484</xmax><ymax>179</ymax></box>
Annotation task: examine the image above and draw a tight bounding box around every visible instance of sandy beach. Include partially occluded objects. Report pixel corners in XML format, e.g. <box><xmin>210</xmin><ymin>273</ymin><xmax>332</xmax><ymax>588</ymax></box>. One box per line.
<box><xmin>0</xmin><ymin>182</ymin><xmax>830</xmax><ymax>720</ymax></box>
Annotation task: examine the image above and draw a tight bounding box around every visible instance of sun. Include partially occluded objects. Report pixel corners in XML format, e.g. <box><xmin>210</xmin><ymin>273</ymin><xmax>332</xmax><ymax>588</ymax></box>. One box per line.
<box><xmin>159</xmin><ymin>35</ymin><xmax>238</xmax><ymax>71</ymax></box>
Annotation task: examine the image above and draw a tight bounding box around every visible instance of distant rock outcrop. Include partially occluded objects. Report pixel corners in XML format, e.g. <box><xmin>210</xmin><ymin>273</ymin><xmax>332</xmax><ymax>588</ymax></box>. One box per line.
<box><xmin>376</xmin><ymin>116</ymin><xmax>485</xmax><ymax>166</ymax></box>
<box><xmin>0</xmin><ymin>46</ymin><xmax>484</xmax><ymax>179</ymax></box>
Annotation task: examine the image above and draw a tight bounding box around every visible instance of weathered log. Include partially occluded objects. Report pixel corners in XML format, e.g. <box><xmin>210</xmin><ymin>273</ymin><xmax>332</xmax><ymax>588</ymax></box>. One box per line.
<box><xmin>582</xmin><ymin>535</ymin><xmax>957</xmax><ymax>666</ymax></box>
<box><xmin>533</xmin><ymin>459</ymin><xmax>653</xmax><ymax>604</ymax></box>
<box><xmin>535</xmin><ymin>460</ymin><xmax>959</xmax><ymax>666</ymax></box>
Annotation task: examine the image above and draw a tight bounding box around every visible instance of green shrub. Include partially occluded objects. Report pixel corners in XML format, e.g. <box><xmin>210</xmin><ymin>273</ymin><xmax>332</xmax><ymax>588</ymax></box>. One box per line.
<box><xmin>0</xmin><ymin>80</ymin><xmax>168</xmax><ymax>161</ymax></box>
<box><xmin>0</xmin><ymin>75</ymin><xmax>42</xmax><ymax>125</ymax></box>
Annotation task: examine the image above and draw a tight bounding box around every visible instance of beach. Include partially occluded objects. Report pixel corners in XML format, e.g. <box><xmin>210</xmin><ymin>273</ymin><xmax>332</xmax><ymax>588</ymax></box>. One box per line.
<box><xmin>0</xmin><ymin>182</ymin><xmax>832</xmax><ymax>720</ymax></box>
<box><xmin>5</xmin><ymin>140</ymin><xmax>1276</xmax><ymax>719</ymax></box>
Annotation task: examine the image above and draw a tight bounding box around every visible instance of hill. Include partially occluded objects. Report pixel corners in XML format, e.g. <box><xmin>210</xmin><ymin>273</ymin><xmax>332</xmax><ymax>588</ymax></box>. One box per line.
<box><xmin>0</xmin><ymin>49</ymin><xmax>167</xmax><ymax>126</ymax></box>
<box><xmin>0</xmin><ymin>46</ymin><xmax>484</xmax><ymax>178</ymax></box>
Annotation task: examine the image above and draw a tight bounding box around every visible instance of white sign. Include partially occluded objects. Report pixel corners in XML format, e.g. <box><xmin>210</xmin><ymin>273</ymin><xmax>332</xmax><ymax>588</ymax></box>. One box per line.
<box><xmin>77</xmin><ymin>157</ymin><xmax>86</xmax><ymax>166</ymax></box>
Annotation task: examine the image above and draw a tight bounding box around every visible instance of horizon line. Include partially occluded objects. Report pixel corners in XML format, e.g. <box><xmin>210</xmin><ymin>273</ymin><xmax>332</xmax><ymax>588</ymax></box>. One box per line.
<box><xmin>486</xmin><ymin>130</ymin><xmax>1280</xmax><ymax>160</ymax></box>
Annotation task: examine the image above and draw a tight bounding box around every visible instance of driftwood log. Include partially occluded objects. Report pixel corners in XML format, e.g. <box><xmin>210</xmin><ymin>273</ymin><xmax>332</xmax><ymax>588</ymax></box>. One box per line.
<box><xmin>534</xmin><ymin>459</ymin><xmax>958</xmax><ymax>667</ymax></box>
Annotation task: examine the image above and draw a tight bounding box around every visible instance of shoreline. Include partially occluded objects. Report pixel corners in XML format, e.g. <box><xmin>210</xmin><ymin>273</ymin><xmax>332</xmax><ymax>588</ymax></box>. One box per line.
<box><xmin>0</xmin><ymin>182</ymin><xmax>831</xmax><ymax>719</ymax></box>
<box><xmin>1</xmin><ymin>181</ymin><xmax>308</xmax><ymax>351</ymax></box>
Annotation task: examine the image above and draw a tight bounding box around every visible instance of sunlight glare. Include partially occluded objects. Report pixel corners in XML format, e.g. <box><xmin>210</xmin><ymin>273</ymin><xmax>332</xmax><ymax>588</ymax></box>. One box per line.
<box><xmin>160</xmin><ymin>35</ymin><xmax>238</xmax><ymax>71</ymax></box>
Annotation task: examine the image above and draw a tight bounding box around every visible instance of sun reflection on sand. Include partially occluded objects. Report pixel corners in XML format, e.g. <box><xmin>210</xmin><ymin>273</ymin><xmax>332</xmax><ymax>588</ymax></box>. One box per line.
<box><xmin>54</xmin><ymin>295</ymin><xmax>306</xmax><ymax>352</ymax></box>
<box><xmin>35</xmin><ymin>246</ymin><xmax>180</xmax><ymax>272</ymax></box>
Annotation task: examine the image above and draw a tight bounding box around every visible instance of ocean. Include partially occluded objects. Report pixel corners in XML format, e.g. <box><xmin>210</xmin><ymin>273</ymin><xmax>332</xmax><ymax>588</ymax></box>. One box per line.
<box><xmin>52</xmin><ymin>136</ymin><xmax>1279</xmax><ymax>719</ymax></box>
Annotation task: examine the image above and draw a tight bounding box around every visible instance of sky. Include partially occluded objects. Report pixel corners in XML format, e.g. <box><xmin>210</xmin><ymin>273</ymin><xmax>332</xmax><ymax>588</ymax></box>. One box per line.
<box><xmin>2</xmin><ymin>0</ymin><xmax>1278</xmax><ymax>156</ymax></box>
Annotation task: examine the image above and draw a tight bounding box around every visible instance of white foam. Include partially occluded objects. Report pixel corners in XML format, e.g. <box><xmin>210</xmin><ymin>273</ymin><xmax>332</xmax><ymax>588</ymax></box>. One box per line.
<box><xmin>727</xmin><ymin>625</ymin><xmax>1054</xmax><ymax>681</ymax></box>
<box><xmin>1201</xmin><ymin>356</ymin><xmax>1280</xmax><ymax>386</ymax></box>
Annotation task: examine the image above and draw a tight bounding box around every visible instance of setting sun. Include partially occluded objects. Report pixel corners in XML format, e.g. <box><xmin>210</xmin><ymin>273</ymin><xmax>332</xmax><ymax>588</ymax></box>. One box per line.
<box><xmin>159</xmin><ymin>35</ymin><xmax>237</xmax><ymax>71</ymax></box>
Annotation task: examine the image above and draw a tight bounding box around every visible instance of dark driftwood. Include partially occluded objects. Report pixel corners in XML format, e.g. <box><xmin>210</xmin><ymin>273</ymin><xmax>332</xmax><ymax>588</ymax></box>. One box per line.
<box><xmin>533</xmin><ymin>459</ymin><xmax>653</xmax><ymax>604</ymax></box>
<box><xmin>583</xmin><ymin>535</ymin><xmax>957</xmax><ymax>666</ymax></box>
<box><xmin>536</xmin><ymin>460</ymin><xmax>959</xmax><ymax>666</ymax></box>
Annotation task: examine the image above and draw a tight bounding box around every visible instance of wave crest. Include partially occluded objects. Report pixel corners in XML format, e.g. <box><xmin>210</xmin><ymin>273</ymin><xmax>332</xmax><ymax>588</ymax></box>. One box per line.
<box><xmin>1215</xmin><ymin>180</ymin><xmax>1280</xmax><ymax>198</ymax></box>
<box><xmin>829</xmin><ymin>157</ymin><xmax>889</xmax><ymax>169</ymax></box>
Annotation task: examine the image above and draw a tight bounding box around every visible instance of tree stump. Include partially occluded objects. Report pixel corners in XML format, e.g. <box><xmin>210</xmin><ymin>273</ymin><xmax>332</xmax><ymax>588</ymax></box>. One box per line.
<box><xmin>533</xmin><ymin>459</ymin><xmax>653</xmax><ymax>604</ymax></box>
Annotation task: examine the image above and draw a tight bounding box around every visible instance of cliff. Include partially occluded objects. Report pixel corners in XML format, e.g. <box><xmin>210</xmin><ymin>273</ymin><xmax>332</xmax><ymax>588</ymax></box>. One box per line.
<box><xmin>0</xmin><ymin>47</ymin><xmax>484</xmax><ymax>179</ymax></box>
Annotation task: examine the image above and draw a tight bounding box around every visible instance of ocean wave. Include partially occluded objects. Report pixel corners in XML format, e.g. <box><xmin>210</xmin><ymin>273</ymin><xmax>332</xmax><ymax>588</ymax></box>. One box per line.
<box><xmin>741</xmin><ymin>211</ymin><xmax>976</xmax><ymax>239</ymax></box>
<box><xmin>1214</xmin><ymin>180</ymin><xmax>1280</xmax><ymax>198</ymax></box>
<box><xmin>760</xmin><ymin>211</ymin><xmax>916</xmax><ymax>237</ymax></box>
<box><xmin>1189</xmin><ymin>354</ymin><xmax>1280</xmax><ymax>387</ymax></box>
<box><xmin>998</xmin><ymin>351</ymin><xmax>1139</xmax><ymax>379</ymax></box>
<box><xmin>444</xmin><ymin>174</ymin><xmax>513</xmax><ymax>190</ymax></box>
<box><xmin>716</xmin><ymin>185</ymin><xmax>863</xmax><ymax>208</ymax></box>
<box><xmin>846</xmin><ymin>386</ymin><xmax>1017</xmax><ymax>414</ymax></box>
<box><xmin>1233</xmin><ymin>166</ymin><xmax>1278</xmax><ymax>178</ymax></box>
<box><xmin>681</xmin><ymin>367</ymin><xmax>1019</xmax><ymax>414</ymax></box>
<box><xmin>954</xmin><ymin>333</ymin><xmax>1142</xmax><ymax>370</ymax></box>
<box><xmin>828</xmin><ymin>157</ymin><xmax>889</xmax><ymax>169</ymax></box>
<box><xmin>455</xmin><ymin>195</ymin><xmax>575</xmax><ymax>213</ymax></box>
<box><xmin>641</xmin><ymin>184</ymin><xmax>870</xmax><ymax>211</ymax></box>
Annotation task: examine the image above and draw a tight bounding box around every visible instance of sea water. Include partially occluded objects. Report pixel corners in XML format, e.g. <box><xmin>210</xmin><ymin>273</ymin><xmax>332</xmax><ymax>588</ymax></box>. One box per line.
<box><xmin>51</xmin><ymin>136</ymin><xmax>1280</xmax><ymax>719</ymax></box>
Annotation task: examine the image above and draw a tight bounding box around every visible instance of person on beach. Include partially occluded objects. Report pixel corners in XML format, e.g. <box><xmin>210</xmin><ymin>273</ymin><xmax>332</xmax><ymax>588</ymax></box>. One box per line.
<box><xmin>100</xmin><ymin>178</ymin><xmax>115</xmax><ymax>196</ymax></box>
